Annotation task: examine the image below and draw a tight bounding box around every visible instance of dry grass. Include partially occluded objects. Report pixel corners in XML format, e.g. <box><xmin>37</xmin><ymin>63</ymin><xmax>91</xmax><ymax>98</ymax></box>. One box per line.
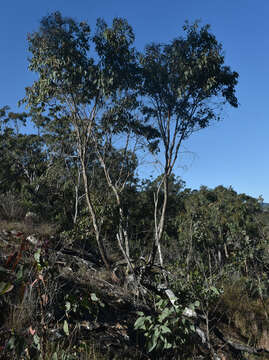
<box><xmin>221</xmin><ymin>279</ymin><xmax>269</xmax><ymax>317</ymax></box>
<box><xmin>219</xmin><ymin>279</ymin><xmax>269</xmax><ymax>346</ymax></box>
<box><xmin>42</xmin><ymin>339</ymin><xmax>108</xmax><ymax>360</ymax></box>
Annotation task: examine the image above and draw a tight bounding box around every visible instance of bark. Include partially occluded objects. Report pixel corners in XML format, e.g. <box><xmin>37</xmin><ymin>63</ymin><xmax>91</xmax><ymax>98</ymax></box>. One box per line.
<box><xmin>73</xmin><ymin>168</ymin><xmax>80</xmax><ymax>224</ymax></box>
<box><xmin>94</xmin><ymin>141</ymin><xmax>134</xmax><ymax>275</ymax></box>
<box><xmin>149</xmin><ymin>174</ymin><xmax>168</xmax><ymax>273</ymax></box>
<box><xmin>80</xmin><ymin>159</ymin><xmax>110</xmax><ymax>270</ymax></box>
<box><xmin>70</xmin><ymin>100</ymin><xmax>110</xmax><ymax>270</ymax></box>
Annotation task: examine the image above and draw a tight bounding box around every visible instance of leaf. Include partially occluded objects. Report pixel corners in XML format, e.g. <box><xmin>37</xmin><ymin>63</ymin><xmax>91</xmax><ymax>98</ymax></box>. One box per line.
<box><xmin>158</xmin><ymin>308</ymin><xmax>170</xmax><ymax>322</ymax></box>
<box><xmin>33</xmin><ymin>334</ymin><xmax>40</xmax><ymax>350</ymax></box>
<box><xmin>90</xmin><ymin>293</ymin><xmax>98</xmax><ymax>302</ymax></box>
<box><xmin>164</xmin><ymin>341</ymin><xmax>172</xmax><ymax>349</ymax></box>
<box><xmin>134</xmin><ymin>316</ymin><xmax>146</xmax><ymax>330</ymax></box>
<box><xmin>210</xmin><ymin>286</ymin><xmax>220</xmax><ymax>295</ymax></box>
<box><xmin>16</xmin><ymin>266</ymin><xmax>23</xmax><ymax>280</ymax></box>
<box><xmin>0</xmin><ymin>282</ymin><xmax>14</xmax><ymax>295</ymax></box>
<box><xmin>148</xmin><ymin>339</ymin><xmax>157</xmax><ymax>352</ymax></box>
<box><xmin>151</xmin><ymin>330</ymin><xmax>159</xmax><ymax>350</ymax></box>
<box><xmin>154</xmin><ymin>327</ymin><xmax>161</xmax><ymax>337</ymax></box>
<box><xmin>63</xmin><ymin>320</ymin><xmax>69</xmax><ymax>336</ymax></box>
<box><xmin>160</xmin><ymin>325</ymin><xmax>171</xmax><ymax>334</ymax></box>
<box><xmin>65</xmin><ymin>301</ymin><xmax>71</xmax><ymax>313</ymax></box>
<box><xmin>7</xmin><ymin>336</ymin><xmax>16</xmax><ymax>350</ymax></box>
<box><xmin>34</xmin><ymin>249</ymin><xmax>41</xmax><ymax>264</ymax></box>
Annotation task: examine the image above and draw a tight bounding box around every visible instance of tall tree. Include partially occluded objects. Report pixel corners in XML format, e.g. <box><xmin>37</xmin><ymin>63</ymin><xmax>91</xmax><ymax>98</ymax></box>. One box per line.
<box><xmin>140</xmin><ymin>22</ymin><xmax>238</xmax><ymax>269</ymax></box>
<box><xmin>22</xmin><ymin>12</ymin><xmax>156</xmax><ymax>269</ymax></box>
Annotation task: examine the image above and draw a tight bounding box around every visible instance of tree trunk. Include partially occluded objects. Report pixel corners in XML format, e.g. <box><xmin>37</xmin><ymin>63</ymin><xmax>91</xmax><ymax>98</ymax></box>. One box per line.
<box><xmin>153</xmin><ymin>175</ymin><xmax>168</xmax><ymax>264</ymax></box>
<box><xmin>149</xmin><ymin>174</ymin><xmax>168</xmax><ymax>283</ymax></box>
<box><xmin>80</xmin><ymin>159</ymin><xmax>110</xmax><ymax>269</ymax></box>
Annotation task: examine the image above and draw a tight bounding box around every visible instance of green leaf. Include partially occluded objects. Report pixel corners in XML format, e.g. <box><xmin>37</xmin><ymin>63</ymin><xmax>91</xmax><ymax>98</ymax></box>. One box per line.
<box><xmin>90</xmin><ymin>293</ymin><xmax>98</xmax><ymax>301</ymax></box>
<box><xmin>134</xmin><ymin>316</ymin><xmax>146</xmax><ymax>330</ymax></box>
<box><xmin>65</xmin><ymin>301</ymin><xmax>71</xmax><ymax>313</ymax></box>
<box><xmin>210</xmin><ymin>286</ymin><xmax>220</xmax><ymax>295</ymax></box>
<box><xmin>164</xmin><ymin>341</ymin><xmax>172</xmax><ymax>349</ymax></box>
<box><xmin>33</xmin><ymin>334</ymin><xmax>40</xmax><ymax>350</ymax></box>
<box><xmin>148</xmin><ymin>339</ymin><xmax>157</xmax><ymax>352</ymax></box>
<box><xmin>63</xmin><ymin>320</ymin><xmax>70</xmax><ymax>336</ymax></box>
<box><xmin>158</xmin><ymin>308</ymin><xmax>170</xmax><ymax>323</ymax></box>
<box><xmin>154</xmin><ymin>327</ymin><xmax>161</xmax><ymax>337</ymax></box>
<box><xmin>34</xmin><ymin>249</ymin><xmax>41</xmax><ymax>264</ymax></box>
<box><xmin>160</xmin><ymin>325</ymin><xmax>171</xmax><ymax>334</ymax></box>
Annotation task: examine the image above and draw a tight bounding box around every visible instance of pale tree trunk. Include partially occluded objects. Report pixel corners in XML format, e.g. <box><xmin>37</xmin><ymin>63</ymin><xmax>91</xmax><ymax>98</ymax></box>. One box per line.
<box><xmin>71</xmin><ymin>163</ymin><xmax>81</xmax><ymax>225</ymax></box>
<box><xmin>148</xmin><ymin>174</ymin><xmax>169</xmax><ymax>286</ymax></box>
<box><xmin>149</xmin><ymin>174</ymin><xmax>168</xmax><ymax>268</ymax></box>
<box><xmin>72</xmin><ymin>113</ymin><xmax>110</xmax><ymax>269</ymax></box>
<box><xmin>148</xmin><ymin>112</ymin><xmax>186</xmax><ymax>277</ymax></box>
<box><xmin>73</xmin><ymin>179</ymin><xmax>79</xmax><ymax>225</ymax></box>
<box><xmin>67</xmin><ymin>98</ymin><xmax>111</xmax><ymax>269</ymax></box>
<box><xmin>93</xmin><ymin>133</ymin><xmax>136</xmax><ymax>277</ymax></box>
<box><xmin>97</xmin><ymin>151</ymin><xmax>134</xmax><ymax>275</ymax></box>
<box><xmin>80</xmin><ymin>158</ymin><xmax>110</xmax><ymax>269</ymax></box>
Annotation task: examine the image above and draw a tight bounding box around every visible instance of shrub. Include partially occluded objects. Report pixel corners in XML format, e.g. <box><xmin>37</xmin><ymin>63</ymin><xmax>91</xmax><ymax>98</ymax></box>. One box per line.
<box><xmin>0</xmin><ymin>192</ymin><xmax>25</xmax><ymax>220</ymax></box>
<box><xmin>134</xmin><ymin>295</ymin><xmax>199</xmax><ymax>355</ymax></box>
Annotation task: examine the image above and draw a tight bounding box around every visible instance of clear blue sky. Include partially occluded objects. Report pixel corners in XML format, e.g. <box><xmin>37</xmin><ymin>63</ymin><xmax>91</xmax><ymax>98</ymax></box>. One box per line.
<box><xmin>1</xmin><ymin>0</ymin><xmax>268</xmax><ymax>200</ymax></box>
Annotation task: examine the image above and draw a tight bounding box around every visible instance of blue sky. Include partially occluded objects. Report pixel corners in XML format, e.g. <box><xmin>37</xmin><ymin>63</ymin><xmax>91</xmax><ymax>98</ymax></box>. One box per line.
<box><xmin>1</xmin><ymin>0</ymin><xmax>268</xmax><ymax>200</ymax></box>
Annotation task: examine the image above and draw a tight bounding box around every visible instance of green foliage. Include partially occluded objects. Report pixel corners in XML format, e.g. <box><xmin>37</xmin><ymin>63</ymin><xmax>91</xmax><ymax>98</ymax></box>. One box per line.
<box><xmin>175</xmin><ymin>186</ymin><xmax>264</xmax><ymax>275</ymax></box>
<box><xmin>0</xmin><ymin>119</ymin><xmax>77</xmax><ymax>226</ymax></box>
<box><xmin>0</xmin><ymin>127</ymin><xmax>46</xmax><ymax>193</ymax></box>
<box><xmin>140</xmin><ymin>22</ymin><xmax>238</xmax><ymax>164</ymax></box>
<box><xmin>134</xmin><ymin>295</ymin><xmax>198</xmax><ymax>354</ymax></box>
<box><xmin>22</xmin><ymin>11</ymin><xmax>149</xmax><ymax>138</ymax></box>
<box><xmin>138</xmin><ymin>21</ymin><xmax>238</xmax><ymax>267</ymax></box>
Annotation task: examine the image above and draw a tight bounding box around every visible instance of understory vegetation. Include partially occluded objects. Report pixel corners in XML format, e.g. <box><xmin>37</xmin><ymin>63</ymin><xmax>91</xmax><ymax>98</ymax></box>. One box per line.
<box><xmin>1</xmin><ymin>11</ymin><xmax>269</xmax><ymax>359</ymax></box>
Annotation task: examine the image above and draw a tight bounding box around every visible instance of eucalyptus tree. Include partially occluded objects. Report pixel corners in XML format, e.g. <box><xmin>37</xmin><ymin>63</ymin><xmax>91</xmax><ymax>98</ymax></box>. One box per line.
<box><xmin>22</xmin><ymin>12</ymin><xmax>156</xmax><ymax>269</ymax></box>
<box><xmin>140</xmin><ymin>22</ymin><xmax>239</xmax><ymax>268</ymax></box>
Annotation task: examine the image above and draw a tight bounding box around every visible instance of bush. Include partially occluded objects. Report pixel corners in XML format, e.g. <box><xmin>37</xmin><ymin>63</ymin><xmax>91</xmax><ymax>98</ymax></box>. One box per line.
<box><xmin>0</xmin><ymin>192</ymin><xmax>25</xmax><ymax>220</ymax></box>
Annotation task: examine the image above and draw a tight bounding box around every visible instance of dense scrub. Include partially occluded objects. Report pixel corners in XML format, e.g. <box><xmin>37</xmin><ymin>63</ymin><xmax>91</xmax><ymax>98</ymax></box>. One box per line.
<box><xmin>1</xmin><ymin>185</ymin><xmax>269</xmax><ymax>359</ymax></box>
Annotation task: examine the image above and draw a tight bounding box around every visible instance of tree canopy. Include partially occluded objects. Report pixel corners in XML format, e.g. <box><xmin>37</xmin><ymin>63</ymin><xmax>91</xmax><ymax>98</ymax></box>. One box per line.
<box><xmin>8</xmin><ymin>12</ymin><xmax>239</xmax><ymax>272</ymax></box>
